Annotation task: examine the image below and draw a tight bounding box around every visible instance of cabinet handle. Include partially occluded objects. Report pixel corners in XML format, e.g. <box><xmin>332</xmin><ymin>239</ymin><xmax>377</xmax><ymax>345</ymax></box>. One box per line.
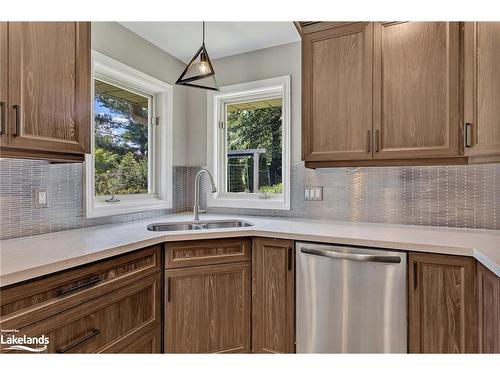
<box><xmin>0</xmin><ymin>101</ymin><xmax>5</xmax><ymax>135</ymax></box>
<box><xmin>287</xmin><ymin>247</ymin><xmax>293</xmax><ymax>271</ymax></box>
<box><xmin>56</xmin><ymin>328</ymin><xmax>100</xmax><ymax>353</ymax></box>
<box><xmin>375</xmin><ymin>130</ymin><xmax>380</xmax><ymax>152</ymax></box>
<box><xmin>464</xmin><ymin>123</ymin><xmax>472</xmax><ymax>148</ymax></box>
<box><xmin>55</xmin><ymin>275</ymin><xmax>102</xmax><ymax>297</ymax></box>
<box><xmin>13</xmin><ymin>104</ymin><xmax>20</xmax><ymax>136</ymax></box>
<box><xmin>167</xmin><ymin>277</ymin><xmax>172</xmax><ymax>302</ymax></box>
<box><xmin>413</xmin><ymin>262</ymin><xmax>418</xmax><ymax>289</ymax></box>
<box><xmin>366</xmin><ymin>130</ymin><xmax>371</xmax><ymax>153</ymax></box>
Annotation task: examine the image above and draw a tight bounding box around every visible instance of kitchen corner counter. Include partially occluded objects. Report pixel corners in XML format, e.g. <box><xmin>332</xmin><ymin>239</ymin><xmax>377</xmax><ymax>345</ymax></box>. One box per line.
<box><xmin>1</xmin><ymin>212</ymin><xmax>499</xmax><ymax>286</ymax></box>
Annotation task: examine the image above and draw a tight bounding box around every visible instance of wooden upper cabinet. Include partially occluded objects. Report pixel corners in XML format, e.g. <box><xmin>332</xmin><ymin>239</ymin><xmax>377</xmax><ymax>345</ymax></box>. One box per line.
<box><xmin>464</xmin><ymin>22</ymin><xmax>500</xmax><ymax>160</ymax></box>
<box><xmin>252</xmin><ymin>238</ymin><xmax>295</xmax><ymax>353</ymax></box>
<box><xmin>373</xmin><ymin>22</ymin><xmax>461</xmax><ymax>160</ymax></box>
<box><xmin>409</xmin><ymin>252</ymin><xmax>477</xmax><ymax>353</ymax></box>
<box><xmin>165</xmin><ymin>263</ymin><xmax>251</xmax><ymax>353</ymax></box>
<box><xmin>302</xmin><ymin>22</ymin><xmax>373</xmax><ymax>161</ymax></box>
<box><xmin>6</xmin><ymin>22</ymin><xmax>90</xmax><ymax>156</ymax></box>
<box><xmin>0</xmin><ymin>22</ymin><xmax>7</xmax><ymax>147</ymax></box>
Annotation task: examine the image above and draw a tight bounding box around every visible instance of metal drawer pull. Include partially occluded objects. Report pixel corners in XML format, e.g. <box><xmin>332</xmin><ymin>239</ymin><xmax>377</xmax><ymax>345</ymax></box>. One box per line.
<box><xmin>0</xmin><ymin>101</ymin><xmax>5</xmax><ymax>135</ymax></box>
<box><xmin>464</xmin><ymin>123</ymin><xmax>472</xmax><ymax>148</ymax></box>
<box><xmin>13</xmin><ymin>104</ymin><xmax>20</xmax><ymax>136</ymax></box>
<box><xmin>55</xmin><ymin>275</ymin><xmax>102</xmax><ymax>297</ymax></box>
<box><xmin>301</xmin><ymin>247</ymin><xmax>401</xmax><ymax>264</ymax></box>
<box><xmin>56</xmin><ymin>328</ymin><xmax>100</xmax><ymax>353</ymax></box>
<box><xmin>366</xmin><ymin>130</ymin><xmax>371</xmax><ymax>153</ymax></box>
<box><xmin>375</xmin><ymin>129</ymin><xmax>380</xmax><ymax>152</ymax></box>
<box><xmin>287</xmin><ymin>247</ymin><xmax>293</xmax><ymax>271</ymax></box>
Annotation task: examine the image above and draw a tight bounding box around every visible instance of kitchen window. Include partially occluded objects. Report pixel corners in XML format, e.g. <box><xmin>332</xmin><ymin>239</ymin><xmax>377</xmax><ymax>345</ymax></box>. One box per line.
<box><xmin>207</xmin><ymin>76</ymin><xmax>290</xmax><ymax>210</ymax></box>
<box><xmin>85</xmin><ymin>51</ymin><xmax>173</xmax><ymax>218</ymax></box>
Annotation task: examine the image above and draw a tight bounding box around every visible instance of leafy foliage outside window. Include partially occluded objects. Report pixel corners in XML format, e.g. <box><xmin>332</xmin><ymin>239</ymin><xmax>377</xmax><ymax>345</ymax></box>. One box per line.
<box><xmin>226</xmin><ymin>101</ymin><xmax>283</xmax><ymax>194</ymax></box>
<box><xmin>94</xmin><ymin>80</ymin><xmax>150</xmax><ymax>196</ymax></box>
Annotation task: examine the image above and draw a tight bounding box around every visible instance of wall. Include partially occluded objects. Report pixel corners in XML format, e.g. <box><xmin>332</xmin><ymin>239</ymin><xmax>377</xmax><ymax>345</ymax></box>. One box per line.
<box><xmin>0</xmin><ymin>160</ymin><xmax>197</xmax><ymax>240</ymax></box>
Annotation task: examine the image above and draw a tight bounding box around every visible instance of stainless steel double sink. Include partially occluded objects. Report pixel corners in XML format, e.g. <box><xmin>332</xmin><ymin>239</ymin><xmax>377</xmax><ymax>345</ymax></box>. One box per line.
<box><xmin>147</xmin><ymin>219</ymin><xmax>253</xmax><ymax>232</ymax></box>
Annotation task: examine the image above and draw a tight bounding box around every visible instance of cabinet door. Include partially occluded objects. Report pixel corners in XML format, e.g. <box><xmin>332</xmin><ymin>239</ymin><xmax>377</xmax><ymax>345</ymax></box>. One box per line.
<box><xmin>373</xmin><ymin>22</ymin><xmax>460</xmax><ymax>160</ymax></box>
<box><xmin>302</xmin><ymin>22</ymin><xmax>373</xmax><ymax>161</ymax></box>
<box><xmin>477</xmin><ymin>263</ymin><xmax>499</xmax><ymax>353</ymax></box>
<box><xmin>464</xmin><ymin>22</ymin><xmax>500</xmax><ymax>159</ymax></box>
<box><xmin>409</xmin><ymin>252</ymin><xmax>477</xmax><ymax>353</ymax></box>
<box><xmin>165</xmin><ymin>263</ymin><xmax>251</xmax><ymax>353</ymax></box>
<box><xmin>252</xmin><ymin>238</ymin><xmax>295</xmax><ymax>353</ymax></box>
<box><xmin>0</xmin><ymin>22</ymin><xmax>7</xmax><ymax>147</ymax></box>
<box><xmin>7</xmin><ymin>22</ymin><xmax>90</xmax><ymax>154</ymax></box>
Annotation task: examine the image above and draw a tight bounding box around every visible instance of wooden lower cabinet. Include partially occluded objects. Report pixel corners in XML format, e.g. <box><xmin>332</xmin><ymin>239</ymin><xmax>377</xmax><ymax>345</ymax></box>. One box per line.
<box><xmin>477</xmin><ymin>263</ymin><xmax>500</xmax><ymax>353</ymax></box>
<box><xmin>252</xmin><ymin>238</ymin><xmax>295</xmax><ymax>353</ymax></box>
<box><xmin>165</xmin><ymin>262</ymin><xmax>251</xmax><ymax>353</ymax></box>
<box><xmin>408</xmin><ymin>252</ymin><xmax>478</xmax><ymax>353</ymax></box>
<box><xmin>0</xmin><ymin>247</ymin><xmax>162</xmax><ymax>354</ymax></box>
<box><xmin>8</xmin><ymin>274</ymin><xmax>161</xmax><ymax>354</ymax></box>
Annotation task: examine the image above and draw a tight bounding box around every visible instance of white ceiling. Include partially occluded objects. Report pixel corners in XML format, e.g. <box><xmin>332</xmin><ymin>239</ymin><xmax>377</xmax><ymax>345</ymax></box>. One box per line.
<box><xmin>119</xmin><ymin>22</ymin><xmax>300</xmax><ymax>63</ymax></box>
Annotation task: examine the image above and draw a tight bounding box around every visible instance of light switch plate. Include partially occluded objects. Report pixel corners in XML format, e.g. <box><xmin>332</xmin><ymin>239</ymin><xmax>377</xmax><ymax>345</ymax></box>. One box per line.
<box><xmin>304</xmin><ymin>186</ymin><xmax>323</xmax><ymax>201</ymax></box>
<box><xmin>34</xmin><ymin>187</ymin><xmax>48</xmax><ymax>208</ymax></box>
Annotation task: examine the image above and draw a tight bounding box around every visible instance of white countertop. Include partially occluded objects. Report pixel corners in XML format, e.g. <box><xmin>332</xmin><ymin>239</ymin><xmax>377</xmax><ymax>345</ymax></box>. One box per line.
<box><xmin>1</xmin><ymin>212</ymin><xmax>499</xmax><ymax>286</ymax></box>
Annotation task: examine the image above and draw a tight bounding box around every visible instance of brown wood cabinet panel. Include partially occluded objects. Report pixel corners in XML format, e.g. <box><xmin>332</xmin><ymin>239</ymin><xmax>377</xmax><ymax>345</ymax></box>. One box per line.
<box><xmin>6</xmin><ymin>274</ymin><xmax>161</xmax><ymax>354</ymax></box>
<box><xmin>110</xmin><ymin>328</ymin><xmax>161</xmax><ymax>354</ymax></box>
<box><xmin>0</xmin><ymin>22</ymin><xmax>7</xmax><ymax>147</ymax></box>
<box><xmin>464</xmin><ymin>22</ymin><xmax>500</xmax><ymax>159</ymax></box>
<box><xmin>6</xmin><ymin>22</ymin><xmax>90</xmax><ymax>155</ymax></box>
<box><xmin>302</xmin><ymin>22</ymin><xmax>373</xmax><ymax>161</ymax></box>
<box><xmin>0</xmin><ymin>245</ymin><xmax>161</xmax><ymax>330</ymax></box>
<box><xmin>165</xmin><ymin>238</ymin><xmax>251</xmax><ymax>269</ymax></box>
<box><xmin>373</xmin><ymin>22</ymin><xmax>461</xmax><ymax>160</ymax></box>
<box><xmin>252</xmin><ymin>238</ymin><xmax>295</xmax><ymax>353</ymax></box>
<box><xmin>165</xmin><ymin>263</ymin><xmax>251</xmax><ymax>353</ymax></box>
<box><xmin>409</xmin><ymin>252</ymin><xmax>477</xmax><ymax>353</ymax></box>
<box><xmin>477</xmin><ymin>263</ymin><xmax>500</xmax><ymax>353</ymax></box>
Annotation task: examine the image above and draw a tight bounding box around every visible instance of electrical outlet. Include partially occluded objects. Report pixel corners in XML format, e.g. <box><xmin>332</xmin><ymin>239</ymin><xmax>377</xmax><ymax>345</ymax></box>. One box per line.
<box><xmin>34</xmin><ymin>187</ymin><xmax>48</xmax><ymax>208</ymax></box>
<box><xmin>304</xmin><ymin>186</ymin><xmax>323</xmax><ymax>201</ymax></box>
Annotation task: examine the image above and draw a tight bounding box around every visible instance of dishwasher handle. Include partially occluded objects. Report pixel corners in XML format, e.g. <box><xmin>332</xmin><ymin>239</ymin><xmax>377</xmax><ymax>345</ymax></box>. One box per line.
<box><xmin>300</xmin><ymin>247</ymin><xmax>402</xmax><ymax>264</ymax></box>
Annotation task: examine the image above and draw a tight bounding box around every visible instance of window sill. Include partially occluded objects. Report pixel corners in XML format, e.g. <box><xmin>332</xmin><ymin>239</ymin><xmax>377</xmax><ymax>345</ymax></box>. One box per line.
<box><xmin>85</xmin><ymin>198</ymin><xmax>173</xmax><ymax>218</ymax></box>
<box><xmin>207</xmin><ymin>195</ymin><xmax>290</xmax><ymax>211</ymax></box>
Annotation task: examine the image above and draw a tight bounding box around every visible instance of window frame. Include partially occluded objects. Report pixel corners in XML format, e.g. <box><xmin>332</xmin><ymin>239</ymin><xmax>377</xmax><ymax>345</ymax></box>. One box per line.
<box><xmin>206</xmin><ymin>76</ymin><xmax>291</xmax><ymax>210</ymax></box>
<box><xmin>85</xmin><ymin>51</ymin><xmax>173</xmax><ymax>218</ymax></box>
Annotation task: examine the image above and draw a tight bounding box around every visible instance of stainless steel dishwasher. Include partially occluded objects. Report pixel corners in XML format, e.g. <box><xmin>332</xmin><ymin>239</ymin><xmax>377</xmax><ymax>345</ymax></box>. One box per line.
<box><xmin>296</xmin><ymin>242</ymin><xmax>407</xmax><ymax>353</ymax></box>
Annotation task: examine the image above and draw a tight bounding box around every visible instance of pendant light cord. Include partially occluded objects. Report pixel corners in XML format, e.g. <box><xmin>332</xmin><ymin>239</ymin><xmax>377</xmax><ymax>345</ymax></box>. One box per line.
<box><xmin>202</xmin><ymin>21</ymin><xmax>205</xmax><ymax>45</ymax></box>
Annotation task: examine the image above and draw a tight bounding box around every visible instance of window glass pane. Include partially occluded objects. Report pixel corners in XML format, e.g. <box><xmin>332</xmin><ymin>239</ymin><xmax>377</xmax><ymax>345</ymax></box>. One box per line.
<box><xmin>225</xmin><ymin>97</ymin><xmax>283</xmax><ymax>195</ymax></box>
<box><xmin>94</xmin><ymin>79</ymin><xmax>150</xmax><ymax>196</ymax></box>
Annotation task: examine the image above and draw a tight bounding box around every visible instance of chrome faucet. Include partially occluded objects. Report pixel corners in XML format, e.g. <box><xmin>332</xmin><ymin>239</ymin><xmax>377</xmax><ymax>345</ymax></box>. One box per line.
<box><xmin>193</xmin><ymin>169</ymin><xmax>217</xmax><ymax>221</ymax></box>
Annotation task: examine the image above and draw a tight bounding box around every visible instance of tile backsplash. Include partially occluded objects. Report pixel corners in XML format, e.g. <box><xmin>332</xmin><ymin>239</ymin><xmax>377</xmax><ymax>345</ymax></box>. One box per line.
<box><xmin>0</xmin><ymin>159</ymin><xmax>195</xmax><ymax>240</ymax></box>
<box><xmin>206</xmin><ymin>162</ymin><xmax>500</xmax><ymax>231</ymax></box>
<box><xmin>1</xmin><ymin>159</ymin><xmax>499</xmax><ymax>240</ymax></box>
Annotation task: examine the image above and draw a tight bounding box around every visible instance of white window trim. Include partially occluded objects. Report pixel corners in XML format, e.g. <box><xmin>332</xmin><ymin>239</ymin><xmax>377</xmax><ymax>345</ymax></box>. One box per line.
<box><xmin>206</xmin><ymin>76</ymin><xmax>291</xmax><ymax>210</ymax></box>
<box><xmin>85</xmin><ymin>51</ymin><xmax>173</xmax><ymax>218</ymax></box>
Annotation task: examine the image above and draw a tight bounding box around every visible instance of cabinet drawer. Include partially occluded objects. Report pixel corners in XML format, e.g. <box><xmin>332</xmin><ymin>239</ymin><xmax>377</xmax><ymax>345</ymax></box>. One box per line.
<box><xmin>13</xmin><ymin>273</ymin><xmax>161</xmax><ymax>354</ymax></box>
<box><xmin>0</xmin><ymin>245</ymin><xmax>161</xmax><ymax>329</ymax></box>
<box><xmin>165</xmin><ymin>238</ymin><xmax>251</xmax><ymax>269</ymax></box>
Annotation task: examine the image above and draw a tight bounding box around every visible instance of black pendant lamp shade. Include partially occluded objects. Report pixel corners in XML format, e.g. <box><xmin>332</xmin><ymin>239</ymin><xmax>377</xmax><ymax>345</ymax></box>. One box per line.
<box><xmin>176</xmin><ymin>22</ymin><xmax>219</xmax><ymax>91</ymax></box>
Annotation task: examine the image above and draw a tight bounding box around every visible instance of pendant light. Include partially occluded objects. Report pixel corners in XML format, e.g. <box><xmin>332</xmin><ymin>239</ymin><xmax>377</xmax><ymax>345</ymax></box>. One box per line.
<box><xmin>176</xmin><ymin>22</ymin><xmax>219</xmax><ymax>91</ymax></box>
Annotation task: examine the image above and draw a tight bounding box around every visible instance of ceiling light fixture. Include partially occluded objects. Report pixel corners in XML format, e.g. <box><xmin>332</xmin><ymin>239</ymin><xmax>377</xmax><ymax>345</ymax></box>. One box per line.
<box><xmin>175</xmin><ymin>22</ymin><xmax>219</xmax><ymax>91</ymax></box>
